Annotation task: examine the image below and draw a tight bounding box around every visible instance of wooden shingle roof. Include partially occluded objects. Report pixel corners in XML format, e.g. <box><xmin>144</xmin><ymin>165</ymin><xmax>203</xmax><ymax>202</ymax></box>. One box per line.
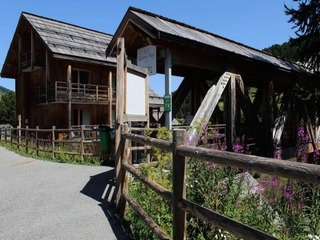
<box><xmin>106</xmin><ymin>7</ymin><xmax>306</xmax><ymax>74</ymax></box>
<box><xmin>23</xmin><ymin>12</ymin><xmax>116</xmax><ymax>64</ymax></box>
<box><xmin>149</xmin><ymin>88</ymin><xmax>163</xmax><ymax>107</ymax></box>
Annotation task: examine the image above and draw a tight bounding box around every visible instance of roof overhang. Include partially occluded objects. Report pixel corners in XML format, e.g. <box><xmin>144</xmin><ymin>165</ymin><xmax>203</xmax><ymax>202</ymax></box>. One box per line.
<box><xmin>106</xmin><ymin>7</ymin><xmax>310</xmax><ymax>84</ymax></box>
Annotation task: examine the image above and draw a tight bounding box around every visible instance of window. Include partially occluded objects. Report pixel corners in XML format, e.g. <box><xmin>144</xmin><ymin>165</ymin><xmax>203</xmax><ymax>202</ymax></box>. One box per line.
<box><xmin>72</xmin><ymin>69</ymin><xmax>90</xmax><ymax>84</ymax></box>
<box><xmin>72</xmin><ymin>109</ymin><xmax>90</xmax><ymax>126</ymax></box>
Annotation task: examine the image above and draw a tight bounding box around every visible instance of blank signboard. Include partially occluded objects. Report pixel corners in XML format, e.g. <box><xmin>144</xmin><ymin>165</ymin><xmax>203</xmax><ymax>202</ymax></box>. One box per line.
<box><xmin>126</xmin><ymin>72</ymin><xmax>146</xmax><ymax>115</ymax></box>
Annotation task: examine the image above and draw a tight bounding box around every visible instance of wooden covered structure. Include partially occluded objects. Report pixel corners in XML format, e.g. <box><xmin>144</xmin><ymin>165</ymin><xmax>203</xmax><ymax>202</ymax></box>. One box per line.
<box><xmin>106</xmin><ymin>7</ymin><xmax>318</xmax><ymax>156</ymax></box>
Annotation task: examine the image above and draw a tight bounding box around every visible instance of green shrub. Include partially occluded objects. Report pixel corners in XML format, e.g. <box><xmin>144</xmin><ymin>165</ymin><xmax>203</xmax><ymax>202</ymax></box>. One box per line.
<box><xmin>125</xmin><ymin>122</ymin><xmax>320</xmax><ymax>239</ymax></box>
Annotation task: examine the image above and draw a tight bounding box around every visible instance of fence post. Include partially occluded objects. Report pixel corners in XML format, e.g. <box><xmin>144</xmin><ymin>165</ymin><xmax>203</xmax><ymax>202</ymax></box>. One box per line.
<box><xmin>36</xmin><ymin>126</ymin><xmax>39</xmax><ymax>157</ymax></box>
<box><xmin>4</xmin><ymin>127</ymin><xmax>7</xmax><ymax>142</ymax></box>
<box><xmin>115</xmin><ymin>124</ymin><xmax>129</xmax><ymax>217</ymax></box>
<box><xmin>18</xmin><ymin>115</ymin><xmax>21</xmax><ymax>149</ymax></box>
<box><xmin>80</xmin><ymin>125</ymin><xmax>84</xmax><ymax>163</ymax></box>
<box><xmin>10</xmin><ymin>126</ymin><xmax>13</xmax><ymax>147</ymax></box>
<box><xmin>25</xmin><ymin>126</ymin><xmax>29</xmax><ymax>154</ymax></box>
<box><xmin>173</xmin><ymin>129</ymin><xmax>187</xmax><ymax>240</ymax></box>
<box><xmin>52</xmin><ymin>126</ymin><xmax>56</xmax><ymax>159</ymax></box>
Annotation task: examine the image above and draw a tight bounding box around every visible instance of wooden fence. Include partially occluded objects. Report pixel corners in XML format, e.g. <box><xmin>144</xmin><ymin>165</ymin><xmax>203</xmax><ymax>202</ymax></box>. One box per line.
<box><xmin>115</xmin><ymin>124</ymin><xmax>320</xmax><ymax>240</ymax></box>
<box><xmin>0</xmin><ymin>126</ymin><xmax>102</xmax><ymax>162</ymax></box>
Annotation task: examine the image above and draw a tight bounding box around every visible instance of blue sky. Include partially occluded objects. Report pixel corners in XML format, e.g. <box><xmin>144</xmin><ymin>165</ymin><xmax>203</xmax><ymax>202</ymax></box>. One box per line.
<box><xmin>0</xmin><ymin>0</ymin><xmax>298</xmax><ymax>95</ymax></box>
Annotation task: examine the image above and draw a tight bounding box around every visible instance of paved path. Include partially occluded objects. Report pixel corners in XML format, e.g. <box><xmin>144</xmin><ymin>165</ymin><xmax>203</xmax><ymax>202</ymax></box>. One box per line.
<box><xmin>0</xmin><ymin>146</ymin><xmax>128</xmax><ymax>240</ymax></box>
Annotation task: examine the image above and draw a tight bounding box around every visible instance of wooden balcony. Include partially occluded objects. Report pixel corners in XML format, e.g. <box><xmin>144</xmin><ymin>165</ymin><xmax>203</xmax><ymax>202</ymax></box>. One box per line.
<box><xmin>33</xmin><ymin>81</ymin><xmax>116</xmax><ymax>105</ymax></box>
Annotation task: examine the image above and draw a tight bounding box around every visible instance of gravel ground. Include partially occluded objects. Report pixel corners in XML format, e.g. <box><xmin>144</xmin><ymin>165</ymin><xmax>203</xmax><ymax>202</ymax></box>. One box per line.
<box><xmin>0</xmin><ymin>146</ymin><xmax>129</xmax><ymax>240</ymax></box>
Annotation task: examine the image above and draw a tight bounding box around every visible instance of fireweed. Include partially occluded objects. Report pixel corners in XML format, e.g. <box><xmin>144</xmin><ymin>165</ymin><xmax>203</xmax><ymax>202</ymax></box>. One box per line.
<box><xmin>126</xmin><ymin>121</ymin><xmax>320</xmax><ymax>239</ymax></box>
<box><xmin>295</xmin><ymin>120</ymin><xmax>311</xmax><ymax>163</ymax></box>
<box><xmin>187</xmin><ymin>120</ymin><xmax>320</xmax><ymax>239</ymax></box>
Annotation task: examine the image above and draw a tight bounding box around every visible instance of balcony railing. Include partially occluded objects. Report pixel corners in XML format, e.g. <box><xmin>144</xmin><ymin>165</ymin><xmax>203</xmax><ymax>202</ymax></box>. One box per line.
<box><xmin>33</xmin><ymin>81</ymin><xmax>116</xmax><ymax>104</ymax></box>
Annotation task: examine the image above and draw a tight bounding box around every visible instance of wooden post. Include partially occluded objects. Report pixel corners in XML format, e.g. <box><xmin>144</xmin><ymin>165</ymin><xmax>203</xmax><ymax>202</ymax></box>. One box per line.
<box><xmin>4</xmin><ymin>127</ymin><xmax>7</xmax><ymax>142</ymax></box>
<box><xmin>55</xmin><ymin>81</ymin><xmax>58</xmax><ymax>101</ymax></box>
<box><xmin>67</xmin><ymin>65</ymin><xmax>72</xmax><ymax>133</ymax></box>
<box><xmin>10</xmin><ymin>126</ymin><xmax>13</xmax><ymax>147</ymax></box>
<box><xmin>145</xmin><ymin>69</ymin><xmax>150</xmax><ymax>129</ymax></box>
<box><xmin>226</xmin><ymin>74</ymin><xmax>236</xmax><ymax>150</ymax></box>
<box><xmin>191</xmin><ymin>75</ymin><xmax>201</xmax><ymax>115</ymax></box>
<box><xmin>173</xmin><ymin>129</ymin><xmax>186</xmax><ymax>240</ymax></box>
<box><xmin>36</xmin><ymin>126</ymin><xmax>39</xmax><ymax>157</ymax></box>
<box><xmin>115</xmin><ymin>124</ymin><xmax>130</xmax><ymax>217</ymax></box>
<box><xmin>80</xmin><ymin>125</ymin><xmax>84</xmax><ymax>163</ymax></box>
<box><xmin>165</xmin><ymin>48</ymin><xmax>172</xmax><ymax>130</ymax></box>
<box><xmin>108</xmin><ymin>71</ymin><xmax>113</xmax><ymax>127</ymax></box>
<box><xmin>263</xmin><ymin>79</ymin><xmax>274</xmax><ymax>156</ymax></box>
<box><xmin>96</xmin><ymin>85</ymin><xmax>98</xmax><ymax>101</ymax></box>
<box><xmin>52</xmin><ymin>126</ymin><xmax>56</xmax><ymax>159</ymax></box>
<box><xmin>115</xmin><ymin>38</ymin><xmax>126</xmax><ymax>192</ymax></box>
<box><xmin>31</xmin><ymin>29</ymin><xmax>34</xmax><ymax>68</ymax></box>
<box><xmin>46</xmin><ymin>49</ymin><xmax>49</xmax><ymax>103</ymax></box>
<box><xmin>25</xmin><ymin>126</ymin><xmax>29</xmax><ymax>154</ymax></box>
<box><xmin>18</xmin><ymin>115</ymin><xmax>21</xmax><ymax>149</ymax></box>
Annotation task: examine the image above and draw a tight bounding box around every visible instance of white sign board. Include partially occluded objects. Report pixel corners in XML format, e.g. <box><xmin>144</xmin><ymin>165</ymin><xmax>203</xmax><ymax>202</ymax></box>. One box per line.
<box><xmin>137</xmin><ymin>45</ymin><xmax>157</xmax><ymax>76</ymax></box>
<box><xmin>126</xmin><ymin>72</ymin><xmax>146</xmax><ymax>115</ymax></box>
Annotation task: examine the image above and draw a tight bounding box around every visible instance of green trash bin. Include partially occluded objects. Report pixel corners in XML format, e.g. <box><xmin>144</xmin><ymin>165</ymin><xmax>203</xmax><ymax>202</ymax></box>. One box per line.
<box><xmin>98</xmin><ymin>125</ymin><xmax>112</xmax><ymax>154</ymax></box>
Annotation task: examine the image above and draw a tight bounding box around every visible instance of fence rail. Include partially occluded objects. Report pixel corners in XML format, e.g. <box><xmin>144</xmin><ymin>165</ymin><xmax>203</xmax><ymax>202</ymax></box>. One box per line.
<box><xmin>115</xmin><ymin>125</ymin><xmax>320</xmax><ymax>240</ymax></box>
<box><xmin>0</xmin><ymin>126</ymin><xmax>101</xmax><ymax>162</ymax></box>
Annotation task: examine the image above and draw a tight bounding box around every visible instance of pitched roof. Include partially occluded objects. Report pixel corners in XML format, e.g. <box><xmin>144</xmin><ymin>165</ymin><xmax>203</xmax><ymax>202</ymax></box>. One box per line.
<box><xmin>1</xmin><ymin>12</ymin><xmax>116</xmax><ymax>78</ymax></box>
<box><xmin>149</xmin><ymin>88</ymin><xmax>163</xmax><ymax>107</ymax></box>
<box><xmin>106</xmin><ymin>7</ymin><xmax>306</xmax><ymax>74</ymax></box>
<box><xmin>22</xmin><ymin>12</ymin><xmax>116</xmax><ymax>64</ymax></box>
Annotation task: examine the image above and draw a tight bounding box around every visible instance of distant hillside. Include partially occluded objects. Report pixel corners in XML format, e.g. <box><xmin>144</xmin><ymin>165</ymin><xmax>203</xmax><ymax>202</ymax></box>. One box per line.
<box><xmin>262</xmin><ymin>41</ymin><xmax>299</xmax><ymax>62</ymax></box>
<box><xmin>0</xmin><ymin>86</ymin><xmax>12</xmax><ymax>98</ymax></box>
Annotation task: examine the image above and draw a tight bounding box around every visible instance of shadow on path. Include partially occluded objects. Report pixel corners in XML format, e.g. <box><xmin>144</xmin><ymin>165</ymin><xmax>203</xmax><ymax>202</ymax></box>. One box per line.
<box><xmin>81</xmin><ymin>168</ymin><xmax>129</xmax><ymax>240</ymax></box>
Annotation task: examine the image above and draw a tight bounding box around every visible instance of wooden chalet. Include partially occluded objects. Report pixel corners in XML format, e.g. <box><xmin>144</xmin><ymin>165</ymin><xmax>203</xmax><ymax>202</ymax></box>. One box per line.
<box><xmin>106</xmin><ymin>7</ymin><xmax>319</xmax><ymax>156</ymax></box>
<box><xmin>1</xmin><ymin>12</ymin><xmax>116</xmax><ymax>129</ymax></box>
<box><xmin>1</xmin><ymin>12</ymin><xmax>163</xmax><ymax>130</ymax></box>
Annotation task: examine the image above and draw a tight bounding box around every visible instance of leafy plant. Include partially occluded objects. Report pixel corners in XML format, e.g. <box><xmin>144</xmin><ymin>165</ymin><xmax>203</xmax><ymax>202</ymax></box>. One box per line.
<box><xmin>125</xmin><ymin>120</ymin><xmax>320</xmax><ymax>239</ymax></box>
<box><xmin>125</xmin><ymin>127</ymin><xmax>173</xmax><ymax>239</ymax></box>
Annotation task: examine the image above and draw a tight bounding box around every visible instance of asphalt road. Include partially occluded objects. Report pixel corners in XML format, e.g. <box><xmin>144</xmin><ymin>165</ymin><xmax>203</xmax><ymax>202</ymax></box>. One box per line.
<box><xmin>0</xmin><ymin>146</ymin><xmax>128</xmax><ymax>240</ymax></box>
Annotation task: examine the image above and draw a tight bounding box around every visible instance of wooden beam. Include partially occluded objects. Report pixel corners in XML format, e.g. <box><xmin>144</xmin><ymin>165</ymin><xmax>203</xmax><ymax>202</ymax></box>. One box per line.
<box><xmin>108</xmin><ymin>71</ymin><xmax>113</xmax><ymax>127</ymax></box>
<box><xmin>177</xmin><ymin>143</ymin><xmax>320</xmax><ymax>184</ymax></box>
<box><xmin>123</xmin><ymin>114</ymin><xmax>148</xmax><ymax>122</ymax></box>
<box><xmin>252</xmin><ymin>86</ymin><xmax>263</xmax><ymax>115</ymax></box>
<box><xmin>226</xmin><ymin>74</ymin><xmax>236</xmax><ymax>149</ymax></box>
<box><xmin>115</xmin><ymin>38</ymin><xmax>126</xmax><ymax>203</ymax></box>
<box><xmin>123</xmin><ymin>193</ymin><xmax>172</xmax><ymax>240</ymax></box>
<box><xmin>304</xmin><ymin>104</ymin><xmax>317</xmax><ymax>151</ymax></box>
<box><xmin>179</xmin><ymin>198</ymin><xmax>277</xmax><ymax>240</ymax></box>
<box><xmin>160</xmin><ymin>76</ymin><xmax>192</xmax><ymax>124</ymax></box>
<box><xmin>31</xmin><ymin>29</ymin><xmax>34</xmax><ymax>68</ymax></box>
<box><xmin>191</xmin><ymin>75</ymin><xmax>201</xmax><ymax>115</ymax></box>
<box><xmin>172</xmin><ymin>77</ymin><xmax>191</xmax><ymax>116</ymax></box>
<box><xmin>145</xmin><ymin>67</ymin><xmax>149</xmax><ymax>128</ymax></box>
<box><xmin>67</xmin><ymin>65</ymin><xmax>72</xmax><ymax>131</ymax></box>
<box><xmin>273</xmin><ymin>94</ymin><xmax>290</xmax><ymax>146</ymax></box>
<box><xmin>236</xmin><ymin>75</ymin><xmax>263</xmax><ymax>150</ymax></box>
<box><xmin>263</xmin><ymin>79</ymin><xmax>274</xmax><ymax>156</ymax></box>
<box><xmin>187</xmin><ymin>72</ymin><xmax>231</xmax><ymax>145</ymax></box>
<box><xmin>165</xmin><ymin>48</ymin><xmax>172</xmax><ymax>130</ymax></box>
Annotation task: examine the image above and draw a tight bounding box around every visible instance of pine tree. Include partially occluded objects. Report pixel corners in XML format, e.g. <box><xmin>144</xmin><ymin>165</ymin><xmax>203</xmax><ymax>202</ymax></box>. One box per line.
<box><xmin>285</xmin><ymin>0</ymin><xmax>320</xmax><ymax>73</ymax></box>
